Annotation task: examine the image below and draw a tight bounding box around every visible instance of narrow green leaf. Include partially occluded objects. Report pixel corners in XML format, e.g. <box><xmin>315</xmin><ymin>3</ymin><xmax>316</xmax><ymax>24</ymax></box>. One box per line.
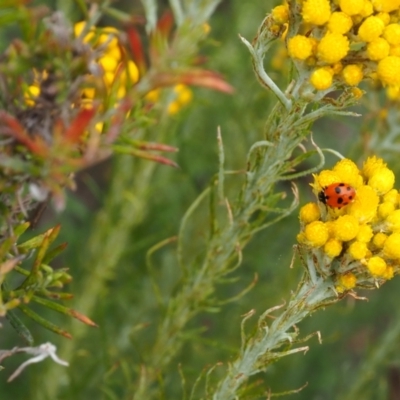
<box><xmin>5</xmin><ymin>309</ymin><xmax>34</xmax><ymax>345</ymax></box>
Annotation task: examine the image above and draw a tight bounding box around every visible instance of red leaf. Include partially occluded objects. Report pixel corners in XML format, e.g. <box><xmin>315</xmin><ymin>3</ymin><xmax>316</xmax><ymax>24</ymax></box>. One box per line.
<box><xmin>156</xmin><ymin>10</ymin><xmax>174</xmax><ymax>37</ymax></box>
<box><xmin>0</xmin><ymin>111</ymin><xmax>48</xmax><ymax>156</ymax></box>
<box><xmin>64</xmin><ymin>108</ymin><xmax>96</xmax><ymax>143</ymax></box>
<box><xmin>126</xmin><ymin>27</ymin><xmax>147</xmax><ymax>76</ymax></box>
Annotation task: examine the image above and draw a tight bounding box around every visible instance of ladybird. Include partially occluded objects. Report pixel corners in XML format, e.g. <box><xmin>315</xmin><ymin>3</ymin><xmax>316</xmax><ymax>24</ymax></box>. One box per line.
<box><xmin>318</xmin><ymin>183</ymin><xmax>356</xmax><ymax>209</ymax></box>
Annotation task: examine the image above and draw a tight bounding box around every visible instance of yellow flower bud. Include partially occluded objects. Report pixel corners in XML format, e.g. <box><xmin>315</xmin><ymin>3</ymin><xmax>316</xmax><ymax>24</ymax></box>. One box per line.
<box><xmin>383</xmin><ymin>232</ymin><xmax>400</xmax><ymax>258</ymax></box>
<box><xmin>317</xmin><ymin>33</ymin><xmax>350</xmax><ymax>64</ymax></box>
<box><xmin>299</xmin><ymin>202</ymin><xmax>321</xmax><ymax>223</ymax></box>
<box><xmin>368</xmin><ymin>167</ymin><xmax>395</xmax><ymax>195</ymax></box>
<box><xmin>378</xmin><ymin>56</ymin><xmax>400</xmax><ymax>86</ymax></box>
<box><xmin>332</xmin><ymin>215</ymin><xmax>360</xmax><ymax>241</ymax></box>
<box><xmin>272</xmin><ymin>5</ymin><xmax>289</xmax><ymax>24</ymax></box>
<box><xmin>288</xmin><ymin>35</ymin><xmax>314</xmax><ymax>60</ymax></box>
<box><xmin>348</xmin><ymin>241</ymin><xmax>368</xmax><ymax>259</ymax></box>
<box><xmin>310</xmin><ymin>67</ymin><xmax>333</xmax><ymax>90</ymax></box>
<box><xmin>386</xmin><ymin>209</ymin><xmax>400</xmax><ymax>232</ymax></box>
<box><xmin>324</xmin><ymin>238</ymin><xmax>343</xmax><ymax>258</ymax></box>
<box><xmin>328</xmin><ymin>12</ymin><xmax>353</xmax><ymax>34</ymax></box>
<box><xmin>378</xmin><ymin>201</ymin><xmax>395</xmax><ymax>219</ymax></box>
<box><xmin>367</xmin><ymin>38</ymin><xmax>390</xmax><ymax>60</ymax></box>
<box><xmin>333</xmin><ymin>158</ymin><xmax>363</xmax><ymax>188</ymax></box>
<box><xmin>358</xmin><ymin>16</ymin><xmax>385</xmax><ymax>42</ymax></box>
<box><xmin>342</xmin><ymin>64</ymin><xmax>364</xmax><ymax>86</ymax></box>
<box><xmin>356</xmin><ymin>224</ymin><xmax>374</xmax><ymax>242</ymax></box>
<box><xmin>336</xmin><ymin>272</ymin><xmax>357</xmax><ymax>293</ymax></box>
<box><xmin>348</xmin><ymin>185</ymin><xmax>379</xmax><ymax>223</ymax></box>
<box><xmin>339</xmin><ymin>0</ymin><xmax>365</xmax><ymax>15</ymax></box>
<box><xmin>302</xmin><ymin>0</ymin><xmax>331</xmax><ymax>25</ymax></box>
<box><xmin>304</xmin><ymin>221</ymin><xmax>330</xmax><ymax>247</ymax></box>
<box><xmin>363</xmin><ymin>156</ymin><xmax>387</xmax><ymax>178</ymax></box>
<box><xmin>367</xmin><ymin>256</ymin><xmax>387</xmax><ymax>276</ymax></box>
<box><xmin>383</xmin><ymin>189</ymin><xmax>399</xmax><ymax>205</ymax></box>
<box><xmin>372</xmin><ymin>232</ymin><xmax>387</xmax><ymax>248</ymax></box>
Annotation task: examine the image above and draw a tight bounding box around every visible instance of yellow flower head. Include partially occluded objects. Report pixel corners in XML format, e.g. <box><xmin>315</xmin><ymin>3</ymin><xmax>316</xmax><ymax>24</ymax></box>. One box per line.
<box><xmin>367</xmin><ymin>38</ymin><xmax>391</xmax><ymax>60</ymax></box>
<box><xmin>362</xmin><ymin>155</ymin><xmax>387</xmax><ymax>178</ymax></box>
<box><xmin>328</xmin><ymin>12</ymin><xmax>354</xmax><ymax>34</ymax></box>
<box><xmin>317</xmin><ymin>33</ymin><xmax>350</xmax><ymax>64</ymax></box>
<box><xmin>332</xmin><ymin>215</ymin><xmax>360</xmax><ymax>241</ymax></box>
<box><xmin>300</xmin><ymin>202</ymin><xmax>321</xmax><ymax>223</ymax></box>
<box><xmin>348</xmin><ymin>185</ymin><xmax>379</xmax><ymax>222</ymax></box>
<box><xmin>366</xmin><ymin>256</ymin><xmax>387</xmax><ymax>276</ymax></box>
<box><xmin>302</xmin><ymin>0</ymin><xmax>332</xmax><ymax>25</ymax></box>
<box><xmin>288</xmin><ymin>35</ymin><xmax>314</xmax><ymax>60</ymax></box>
<box><xmin>310</xmin><ymin>67</ymin><xmax>333</xmax><ymax>90</ymax></box>
<box><xmin>383</xmin><ymin>23</ymin><xmax>400</xmax><ymax>45</ymax></box>
<box><xmin>324</xmin><ymin>238</ymin><xmax>343</xmax><ymax>258</ymax></box>
<box><xmin>339</xmin><ymin>0</ymin><xmax>366</xmax><ymax>16</ymax></box>
<box><xmin>272</xmin><ymin>4</ymin><xmax>290</xmax><ymax>24</ymax></box>
<box><xmin>383</xmin><ymin>232</ymin><xmax>400</xmax><ymax>258</ymax></box>
<box><xmin>342</xmin><ymin>64</ymin><xmax>364</xmax><ymax>86</ymax></box>
<box><xmin>368</xmin><ymin>166</ymin><xmax>395</xmax><ymax>195</ymax></box>
<box><xmin>333</xmin><ymin>158</ymin><xmax>364</xmax><ymax>188</ymax></box>
<box><xmin>336</xmin><ymin>272</ymin><xmax>357</xmax><ymax>293</ymax></box>
<box><xmin>357</xmin><ymin>224</ymin><xmax>374</xmax><ymax>242</ymax></box>
<box><xmin>371</xmin><ymin>0</ymin><xmax>400</xmax><ymax>13</ymax></box>
<box><xmin>348</xmin><ymin>241</ymin><xmax>368</xmax><ymax>259</ymax></box>
<box><xmin>358</xmin><ymin>16</ymin><xmax>385</xmax><ymax>42</ymax></box>
<box><xmin>377</xmin><ymin>56</ymin><xmax>400</xmax><ymax>85</ymax></box>
<box><xmin>303</xmin><ymin>221</ymin><xmax>330</xmax><ymax>247</ymax></box>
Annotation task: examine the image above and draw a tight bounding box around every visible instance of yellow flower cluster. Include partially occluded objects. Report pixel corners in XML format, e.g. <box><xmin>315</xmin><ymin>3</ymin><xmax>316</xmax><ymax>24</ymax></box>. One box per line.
<box><xmin>74</xmin><ymin>22</ymin><xmax>139</xmax><ymax>102</ymax></box>
<box><xmin>297</xmin><ymin>157</ymin><xmax>399</xmax><ymax>293</ymax></box>
<box><xmin>146</xmin><ymin>84</ymin><xmax>193</xmax><ymax>115</ymax></box>
<box><xmin>271</xmin><ymin>0</ymin><xmax>400</xmax><ymax>96</ymax></box>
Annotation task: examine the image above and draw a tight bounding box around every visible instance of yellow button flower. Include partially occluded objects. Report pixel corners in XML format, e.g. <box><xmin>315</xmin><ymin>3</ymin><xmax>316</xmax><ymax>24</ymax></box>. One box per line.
<box><xmin>382</xmin><ymin>265</ymin><xmax>394</xmax><ymax>279</ymax></box>
<box><xmin>342</xmin><ymin>64</ymin><xmax>364</xmax><ymax>86</ymax></box>
<box><xmin>383</xmin><ymin>24</ymin><xmax>400</xmax><ymax>45</ymax></box>
<box><xmin>333</xmin><ymin>158</ymin><xmax>363</xmax><ymax>188</ymax></box>
<box><xmin>368</xmin><ymin>166</ymin><xmax>395</xmax><ymax>195</ymax></box>
<box><xmin>302</xmin><ymin>0</ymin><xmax>331</xmax><ymax>25</ymax></box>
<box><xmin>371</xmin><ymin>0</ymin><xmax>400</xmax><ymax>13</ymax></box>
<box><xmin>383</xmin><ymin>232</ymin><xmax>400</xmax><ymax>258</ymax></box>
<box><xmin>304</xmin><ymin>221</ymin><xmax>329</xmax><ymax>247</ymax></box>
<box><xmin>366</xmin><ymin>256</ymin><xmax>387</xmax><ymax>276</ymax></box>
<box><xmin>336</xmin><ymin>272</ymin><xmax>357</xmax><ymax>293</ymax></box>
<box><xmin>332</xmin><ymin>215</ymin><xmax>360</xmax><ymax>241</ymax></box>
<box><xmin>310</xmin><ymin>67</ymin><xmax>333</xmax><ymax>90</ymax></box>
<box><xmin>272</xmin><ymin>5</ymin><xmax>289</xmax><ymax>24</ymax></box>
<box><xmin>339</xmin><ymin>0</ymin><xmax>366</xmax><ymax>15</ymax></box>
<box><xmin>317</xmin><ymin>33</ymin><xmax>350</xmax><ymax>64</ymax></box>
<box><xmin>357</xmin><ymin>224</ymin><xmax>374</xmax><ymax>242</ymax></box>
<box><xmin>378</xmin><ymin>201</ymin><xmax>396</xmax><ymax>218</ymax></box>
<box><xmin>358</xmin><ymin>16</ymin><xmax>385</xmax><ymax>42</ymax></box>
<box><xmin>328</xmin><ymin>12</ymin><xmax>353</xmax><ymax>34</ymax></box>
<box><xmin>386</xmin><ymin>209</ymin><xmax>400</xmax><ymax>232</ymax></box>
<box><xmin>362</xmin><ymin>156</ymin><xmax>387</xmax><ymax>178</ymax></box>
<box><xmin>383</xmin><ymin>188</ymin><xmax>399</xmax><ymax>205</ymax></box>
<box><xmin>314</xmin><ymin>170</ymin><xmax>342</xmax><ymax>190</ymax></box>
<box><xmin>367</xmin><ymin>38</ymin><xmax>390</xmax><ymax>60</ymax></box>
<box><xmin>376</xmin><ymin>12</ymin><xmax>391</xmax><ymax>25</ymax></box>
<box><xmin>372</xmin><ymin>232</ymin><xmax>387</xmax><ymax>248</ymax></box>
<box><xmin>349</xmin><ymin>241</ymin><xmax>368</xmax><ymax>259</ymax></box>
<box><xmin>324</xmin><ymin>238</ymin><xmax>343</xmax><ymax>258</ymax></box>
<box><xmin>348</xmin><ymin>185</ymin><xmax>379</xmax><ymax>223</ymax></box>
<box><xmin>288</xmin><ymin>35</ymin><xmax>314</xmax><ymax>60</ymax></box>
<box><xmin>299</xmin><ymin>202</ymin><xmax>321</xmax><ymax>223</ymax></box>
<box><xmin>377</xmin><ymin>56</ymin><xmax>400</xmax><ymax>86</ymax></box>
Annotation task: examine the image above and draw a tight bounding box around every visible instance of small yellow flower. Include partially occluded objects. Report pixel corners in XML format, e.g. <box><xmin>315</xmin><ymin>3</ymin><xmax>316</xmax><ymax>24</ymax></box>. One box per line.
<box><xmin>368</xmin><ymin>166</ymin><xmax>395</xmax><ymax>195</ymax></box>
<box><xmin>302</xmin><ymin>0</ymin><xmax>332</xmax><ymax>25</ymax></box>
<box><xmin>361</xmin><ymin>0</ymin><xmax>374</xmax><ymax>17</ymax></box>
<box><xmin>336</xmin><ymin>272</ymin><xmax>357</xmax><ymax>293</ymax></box>
<box><xmin>339</xmin><ymin>0</ymin><xmax>366</xmax><ymax>15</ymax></box>
<box><xmin>378</xmin><ymin>201</ymin><xmax>396</xmax><ymax>218</ymax></box>
<box><xmin>272</xmin><ymin>4</ymin><xmax>290</xmax><ymax>24</ymax></box>
<box><xmin>299</xmin><ymin>202</ymin><xmax>321</xmax><ymax>223</ymax></box>
<box><xmin>313</xmin><ymin>170</ymin><xmax>342</xmax><ymax>191</ymax></box>
<box><xmin>317</xmin><ymin>33</ymin><xmax>350</xmax><ymax>64</ymax></box>
<box><xmin>349</xmin><ymin>241</ymin><xmax>368</xmax><ymax>259</ymax></box>
<box><xmin>348</xmin><ymin>185</ymin><xmax>379</xmax><ymax>223</ymax></box>
<box><xmin>333</xmin><ymin>158</ymin><xmax>363</xmax><ymax>188</ymax></box>
<box><xmin>362</xmin><ymin>156</ymin><xmax>387</xmax><ymax>178</ymax></box>
<box><xmin>376</xmin><ymin>12</ymin><xmax>391</xmax><ymax>25</ymax></box>
<box><xmin>383</xmin><ymin>188</ymin><xmax>399</xmax><ymax>205</ymax></box>
<box><xmin>310</xmin><ymin>67</ymin><xmax>333</xmax><ymax>90</ymax></box>
<box><xmin>366</xmin><ymin>256</ymin><xmax>387</xmax><ymax>276</ymax></box>
<box><xmin>357</xmin><ymin>224</ymin><xmax>374</xmax><ymax>242</ymax></box>
<box><xmin>324</xmin><ymin>238</ymin><xmax>343</xmax><ymax>258</ymax></box>
<box><xmin>383</xmin><ymin>232</ymin><xmax>400</xmax><ymax>258</ymax></box>
<box><xmin>371</xmin><ymin>0</ymin><xmax>400</xmax><ymax>13</ymax></box>
<box><xmin>382</xmin><ymin>265</ymin><xmax>394</xmax><ymax>279</ymax></box>
<box><xmin>377</xmin><ymin>56</ymin><xmax>400</xmax><ymax>85</ymax></box>
<box><xmin>358</xmin><ymin>16</ymin><xmax>385</xmax><ymax>42</ymax></box>
<box><xmin>332</xmin><ymin>215</ymin><xmax>360</xmax><ymax>241</ymax></box>
<box><xmin>303</xmin><ymin>221</ymin><xmax>330</xmax><ymax>247</ymax></box>
<box><xmin>328</xmin><ymin>12</ymin><xmax>353</xmax><ymax>34</ymax></box>
<box><xmin>372</xmin><ymin>232</ymin><xmax>388</xmax><ymax>248</ymax></box>
<box><xmin>342</xmin><ymin>64</ymin><xmax>364</xmax><ymax>85</ymax></box>
<box><xmin>386</xmin><ymin>209</ymin><xmax>400</xmax><ymax>232</ymax></box>
<box><xmin>367</xmin><ymin>38</ymin><xmax>390</xmax><ymax>60</ymax></box>
<box><xmin>288</xmin><ymin>35</ymin><xmax>314</xmax><ymax>60</ymax></box>
<box><xmin>383</xmin><ymin>24</ymin><xmax>400</xmax><ymax>45</ymax></box>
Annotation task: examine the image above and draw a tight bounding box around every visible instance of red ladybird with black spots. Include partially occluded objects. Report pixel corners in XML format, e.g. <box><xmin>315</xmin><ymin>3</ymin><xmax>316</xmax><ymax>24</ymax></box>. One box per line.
<box><xmin>318</xmin><ymin>183</ymin><xmax>356</xmax><ymax>209</ymax></box>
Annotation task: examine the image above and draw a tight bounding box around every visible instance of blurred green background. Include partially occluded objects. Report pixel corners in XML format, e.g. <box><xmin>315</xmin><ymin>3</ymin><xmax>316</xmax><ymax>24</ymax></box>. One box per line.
<box><xmin>1</xmin><ymin>1</ymin><xmax>400</xmax><ymax>399</ymax></box>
